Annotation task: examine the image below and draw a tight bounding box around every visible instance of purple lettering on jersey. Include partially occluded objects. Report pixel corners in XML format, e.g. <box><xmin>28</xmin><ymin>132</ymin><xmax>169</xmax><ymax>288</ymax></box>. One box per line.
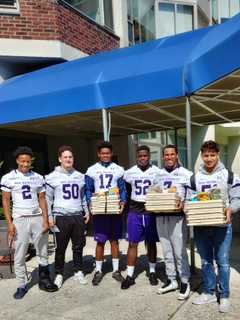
<box><xmin>99</xmin><ymin>174</ymin><xmax>113</xmax><ymax>189</ymax></box>
<box><xmin>22</xmin><ymin>185</ymin><xmax>32</xmax><ymax>200</ymax></box>
<box><xmin>201</xmin><ymin>183</ymin><xmax>217</xmax><ymax>192</ymax></box>
<box><xmin>164</xmin><ymin>181</ymin><xmax>172</xmax><ymax>189</ymax></box>
<box><xmin>62</xmin><ymin>183</ymin><xmax>79</xmax><ymax>199</ymax></box>
<box><xmin>135</xmin><ymin>179</ymin><xmax>151</xmax><ymax>195</ymax></box>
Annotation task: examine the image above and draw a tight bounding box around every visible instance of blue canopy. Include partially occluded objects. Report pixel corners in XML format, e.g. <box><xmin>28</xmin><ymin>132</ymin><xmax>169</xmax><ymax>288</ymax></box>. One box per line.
<box><xmin>0</xmin><ymin>13</ymin><xmax>240</xmax><ymax>126</ymax></box>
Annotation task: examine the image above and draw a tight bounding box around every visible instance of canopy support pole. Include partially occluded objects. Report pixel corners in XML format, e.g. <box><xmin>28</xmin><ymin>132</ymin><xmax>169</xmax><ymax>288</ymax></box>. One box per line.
<box><xmin>186</xmin><ymin>96</ymin><xmax>195</xmax><ymax>273</ymax></box>
<box><xmin>102</xmin><ymin>108</ymin><xmax>109</xmax><ymax>141</ymax></box>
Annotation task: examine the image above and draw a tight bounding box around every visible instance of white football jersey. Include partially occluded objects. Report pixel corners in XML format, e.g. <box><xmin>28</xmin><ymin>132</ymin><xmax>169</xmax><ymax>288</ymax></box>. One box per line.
<box><xmin>86</xmin><ymin>162</ymin><xmax>124</xmax><ymax>193</ymax></box>
<box><xmin>124</xmin><ymin>165</ymin><xmax>161</xmax><ymax>202</ymax></box>
<box><xmin>0</xmin><ymin>170</ymin><xmax>45</xmax><ymax>218</ymax></box>
<box><xmin>154</xmin><ymin>166</ymin><xmax>192</xmax><ymax>200</ymax></box>
<box><xmin>45</xmin><ymin>167</ymin><xmax>87</xmax><ymax>216</ymax></box>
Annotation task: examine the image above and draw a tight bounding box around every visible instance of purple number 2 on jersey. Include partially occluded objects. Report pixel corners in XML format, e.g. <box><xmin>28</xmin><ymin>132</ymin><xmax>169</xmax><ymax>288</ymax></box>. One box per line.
<box><xmin>22</xmin><ymin>185</ymin><xmax>32</xmax><ymax>199</ymax></box>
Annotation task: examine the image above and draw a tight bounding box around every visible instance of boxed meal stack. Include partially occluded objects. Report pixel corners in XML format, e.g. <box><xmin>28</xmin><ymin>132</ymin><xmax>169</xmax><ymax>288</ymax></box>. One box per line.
<box><xmin>145</xmin><ymin>186</ymin><xmax>181</xmax><ymax>213</ymax></box>
<box><xmin>185</xmin><ymin>190</ymin><xmax>226</xmax><ymax>226</ymax></box>
<box><xmin>91</xmin><ymin>188</ymin><xmax>120</xmax><ymax>215</ymax></box>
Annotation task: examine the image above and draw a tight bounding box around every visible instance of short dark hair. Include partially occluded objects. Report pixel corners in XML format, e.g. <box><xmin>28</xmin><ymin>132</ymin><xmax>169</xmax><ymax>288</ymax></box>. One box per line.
<box><xmin>97</xmin><ymin>141</ymin><xmax>113</xmax><ymax>152</ymax></box>
<box><xmin>137</xmin><ymin>145</ymin><xmax>150</xmax><ymax>153</ymax></box>
<box><xmin>13</xmin><ymin>146</ymin><xmax>33</xmax><ymax>159</ymax></box>
<box><xmin>58</xmin><ymin>145</ymin><xmax>73</xmax><ymax>157</ymax></box>
<box><xmin>162</xmin><ymin>144</ymin><xmax>178</xmax><ymax>156</ymax></box>
<box><xmin>201</xmin><ymin>140</ymin><xmax>220</xmax><ymax>153</ymax></box>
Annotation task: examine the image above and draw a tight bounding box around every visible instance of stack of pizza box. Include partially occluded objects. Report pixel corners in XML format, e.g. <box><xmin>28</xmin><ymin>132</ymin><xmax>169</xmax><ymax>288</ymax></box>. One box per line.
<box><xmin>145</xmin><ymin>189</ymin><xmax>181</xmax><ymax>213</ymax></box>
<box><xmin>185</xmin><ymin>199</ymin><xmax>226</xmax><ymax>226</ymax></box>
<box><xmin>91</xmin><ymin>193</ymin><xmax>120</xmax><ymax>215</ymax></box>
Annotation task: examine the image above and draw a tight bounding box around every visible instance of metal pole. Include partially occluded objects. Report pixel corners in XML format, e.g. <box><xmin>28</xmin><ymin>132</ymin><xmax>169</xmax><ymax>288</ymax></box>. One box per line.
<box><xmin>102</xmin><ymin>108</ymin><xmax>109</xmax><ymax>141</ymax></box>
<box><xmin>186</xmin><ymin>96</ymin><xmax>195</xmax><ymax>273</ymax></box>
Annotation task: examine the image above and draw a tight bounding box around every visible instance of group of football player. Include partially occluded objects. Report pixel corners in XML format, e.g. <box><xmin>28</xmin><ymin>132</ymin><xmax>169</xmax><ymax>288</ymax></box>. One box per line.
<box><xmin>1</xmin><ymin>139</ymin><xmax>239</xmax><ymax>313</ymax></box>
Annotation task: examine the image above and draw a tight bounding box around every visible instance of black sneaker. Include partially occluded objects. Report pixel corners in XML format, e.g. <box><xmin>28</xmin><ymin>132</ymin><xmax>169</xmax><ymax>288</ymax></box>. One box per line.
<box><xmin>149</xmin><ymin>272</ymin><xmax>158</xmax><ymax>286</ymax></box>
<box><xmin>112</xmin><ymin>270</ymin><xmax>124</xmax><ymax>283</ymax></box>
<box><xmin>178</xmin><ymin>282</ymin><xmax>190</xmax><ymax>300</ymax></box>
<box><xmin>121</xmin><ymin>275</ymin><xmax>135</xmax><ymax>290</ymax></box>
<box><xmin>92</xmin><ymin>271</ymin><xmax>103</xmax><ymax>286</ymax></box>
<box><xmin>13</xmin><ymin>286</ymin><xmax>28</xmax><ymax>299</ymax></box>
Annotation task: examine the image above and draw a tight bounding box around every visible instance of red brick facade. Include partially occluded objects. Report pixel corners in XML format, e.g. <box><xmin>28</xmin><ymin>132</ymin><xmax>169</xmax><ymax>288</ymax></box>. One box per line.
<box><xmin>0</xmin><ymin>0</ymin><xmax>119</xmax><ymax>55</ymax></box>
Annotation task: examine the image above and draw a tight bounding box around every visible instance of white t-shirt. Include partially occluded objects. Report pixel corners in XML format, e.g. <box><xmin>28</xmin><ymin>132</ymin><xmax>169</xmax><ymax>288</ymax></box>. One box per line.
<box><xmin>1</xmin><ymin>170</ymin><xmax>45</xmax><ymax>218</ymax></box>
<box><xmin>124</xmin><ymin>165</ymin><xmax>161</xmax><ymax>202</ymax></box>
<box><xmin>86</xmin><ymin>162</ymin><xmax>124</xmax><ymax>193</ymax></box>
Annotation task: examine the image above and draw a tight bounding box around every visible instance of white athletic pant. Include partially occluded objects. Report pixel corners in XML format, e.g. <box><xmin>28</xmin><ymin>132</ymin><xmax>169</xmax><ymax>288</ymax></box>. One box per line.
<box><xmin>156</xmin><ymin>216</ymin><xmax>190</xmax><ymax>283</ymax></box>
<box><xmin>13</xmin><ymin>215</ymin><xmax>49</xmax><ymax>286</ymax></box>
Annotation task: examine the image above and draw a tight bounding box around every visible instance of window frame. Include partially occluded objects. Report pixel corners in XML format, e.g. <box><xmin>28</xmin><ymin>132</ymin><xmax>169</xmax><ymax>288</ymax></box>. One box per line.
<box><xmin>157</xmin><ymin>0</ymin><xmax>195</xmax><ymax>38</ymax></box>
<box><xmin>0</xmin><ymin>0</ymin><xmax>20</xmax><ymax>14</ymax></box>
<box><xmin>60</xmin><ymin>0</ymin><xmax>114</xmax><ymax>32</ymax></box>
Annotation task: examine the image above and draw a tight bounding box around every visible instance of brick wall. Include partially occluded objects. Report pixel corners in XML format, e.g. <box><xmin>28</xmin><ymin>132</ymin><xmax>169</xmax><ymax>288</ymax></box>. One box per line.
<box><xmin>0</xmin><ymin>0</ymin><xmax>119</xmax><ymax>54</ymax></box>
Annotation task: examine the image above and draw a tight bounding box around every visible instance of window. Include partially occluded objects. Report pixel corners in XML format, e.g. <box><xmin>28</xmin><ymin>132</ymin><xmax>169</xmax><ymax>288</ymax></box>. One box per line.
<box><xmin>128</xmin><ymin>0</ymin><xmax>156</xmax><ymax>45</ymax></box>
<box><xmin>212</xmin><ymin>0</ymin><xmax>240</xmax><ymax>23</ymax></box>
<box><xmin>0</xmin><ymin>0</ymin><xmax>19</xmax><ymax>14</ymax></box>
<box><xmin>158</xmin><ymin>2</ymin><xmax>194</xmax><ymax>38</ymax></box>
<box><xmin>63</xmin><ymin>0</ymin><xmax>114</xmax><ymax>31</ymax></box>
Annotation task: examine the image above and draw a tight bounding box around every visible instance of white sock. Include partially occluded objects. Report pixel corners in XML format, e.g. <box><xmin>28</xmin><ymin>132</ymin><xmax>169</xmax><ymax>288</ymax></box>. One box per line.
<box><xmin>127</xmin><ymin>265</ymin><xmax>135</xmax><ymax>277</ymax></box>
<box><xmin>149</xmin><ymin>262</ymin><xmax>156</xmax><ymax>273</ymax></box>
<box><xmin>96</xmin><ymin>260</ymin><xmax>103</xmax><ymax>273</ymax></box>
<box><xmin>112</xmin><ymin>258</ymin><xmax>119</xmax><ymax>272</ymax></box>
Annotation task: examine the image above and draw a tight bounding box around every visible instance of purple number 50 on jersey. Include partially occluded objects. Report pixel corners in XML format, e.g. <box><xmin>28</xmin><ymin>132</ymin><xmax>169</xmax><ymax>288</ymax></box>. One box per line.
<box><xmin>62</xmin><ymin>184</ymin><xmax>79</xmax><ymax>199</ymax></box>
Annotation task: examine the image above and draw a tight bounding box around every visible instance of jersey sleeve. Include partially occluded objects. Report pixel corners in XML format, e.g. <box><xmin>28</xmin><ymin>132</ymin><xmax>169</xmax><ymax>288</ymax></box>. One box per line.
<box><xmin>37</xmin><ymin>175</ymin><xmax>46</xmax><ymax>193</ymax></box>
<box><xmin>123</xmin><ymin>170</ymin><xmax>131</xmax><ymax>184</ymax></box>
<box><xmin>84</xmin><ymin>174</ymin><xmax>95</xmax><ymax>203</ymax></box>
<box><xmin>229</xmin><ymin>174</ymin><xmax>240</xmax><ymax>213</ymax></box>
<box><xmin>0</xmin><ymin>174</ymin><xmax>12</xmax><ymax>192</ymax></box>
<box><xmin>45</xmin><ymin>173</ymin><xmax>55</xmax><ymax>220</ymax></box>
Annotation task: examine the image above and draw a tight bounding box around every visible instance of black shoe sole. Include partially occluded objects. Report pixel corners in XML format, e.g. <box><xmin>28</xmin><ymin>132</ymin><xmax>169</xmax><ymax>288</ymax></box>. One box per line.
<box><xmin>39</xmin><ymin>286</ymin><xmax>58</xmax><ymax>292</ymax></box>
<box><xmin>121</xmin><ymin>281</ymin><xmax>135</xmax><ymax>290</ymax></box>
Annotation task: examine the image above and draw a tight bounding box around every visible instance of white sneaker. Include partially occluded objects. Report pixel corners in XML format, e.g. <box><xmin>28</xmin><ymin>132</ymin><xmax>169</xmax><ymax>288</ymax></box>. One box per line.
<box><xmin>74</xmin><ymin>271</ymin><xmax>88</xmax><ymax>285</ymax></box>
<box><xmin>54</xmin><ymin>274</ymin><xmax>63</xmax><ymax>289</ymax></box>
<box><xmin>178</xmin><ymin>282</ymin><xmax>190</xmax><ymax>300</ymax></box>
<box><xmin>192</xmin><ymin>293</ymin><xmax>217</xmax><ymax>305</ymax></box>
<box><xmin>219</xmin><ymin>298</ymin><xmax>231</xmax><ymax>313</ymax></box>
<box><xmin>157</xmin><ymin>280</ymin><xmax>178</xmax><ymax>294</ymax></box>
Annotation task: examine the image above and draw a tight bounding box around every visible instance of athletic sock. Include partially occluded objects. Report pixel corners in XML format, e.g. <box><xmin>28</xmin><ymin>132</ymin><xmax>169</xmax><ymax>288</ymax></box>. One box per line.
<box><xmin>127</xmin><ymin>265</ymin><xmax>135</xmax><ymax>277</ymax></box>
<box><xmin>112</xmin><ymin>258</ymin><xmax>119</xmax><ymax>272</ymax></box>
<box><xmin>96</xmin><ymin>260</ymin><xmax>103</xmax><ymax>273</ymax></box>
<box><xmin>149</xmin><ymin>262</ymin><xmax>156</xmax><ymax>273</ymax></box>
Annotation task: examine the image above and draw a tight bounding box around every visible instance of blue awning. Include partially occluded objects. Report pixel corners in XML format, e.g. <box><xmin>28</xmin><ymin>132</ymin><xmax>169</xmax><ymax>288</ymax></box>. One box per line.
<box><xmin>0</xmin><ymin>13</ymin><xmax>240</xmax><ymax>130</ymax></box>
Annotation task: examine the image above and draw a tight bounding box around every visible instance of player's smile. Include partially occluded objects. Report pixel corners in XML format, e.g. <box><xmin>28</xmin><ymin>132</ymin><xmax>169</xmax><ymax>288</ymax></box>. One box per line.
<box><xmin>16</xmin><ymin>155</ymin><xmax>32</xmax><ymax>174</ymax></box>
<box><xmin>163</xmin><ymin>148</ymin><xmax>178</xmax><ymax>169</ymax></box>
<box><xmin>137</xmin><ymin>151</ymin><xmax>150</xmax><ymax>167</ymax></box>
<box><xmin>59</xmin><ymin>151</ymin><xmax>74</xmax><ymax>170</ymax></box>
<box><xmin>202</xmin><ymin>151</ymin><xmax>219</xmax><ymax>172</ymax></box>
<box><xmin>98</xmin><ymin>148</ymin><xmax>112</xmax><ymax>163</ymax></box>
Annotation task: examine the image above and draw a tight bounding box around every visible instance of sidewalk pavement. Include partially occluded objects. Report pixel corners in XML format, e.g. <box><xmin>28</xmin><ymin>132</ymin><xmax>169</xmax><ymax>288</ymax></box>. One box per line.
<box><xmin>0</xmin><ymin>235</ymin><xmax>239</xmax><ymax>320</ymax></box>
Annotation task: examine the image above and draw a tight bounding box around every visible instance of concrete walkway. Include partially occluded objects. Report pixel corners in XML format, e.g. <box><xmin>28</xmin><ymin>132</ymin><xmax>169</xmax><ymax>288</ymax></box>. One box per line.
<box><xmin>0</xmin><ymin>235</ymin><xmax>239</xmax><ymax>320</ymax></box>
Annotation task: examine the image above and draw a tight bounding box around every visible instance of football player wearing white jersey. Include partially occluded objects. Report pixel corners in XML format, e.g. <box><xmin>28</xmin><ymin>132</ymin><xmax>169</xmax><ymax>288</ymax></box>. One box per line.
<box><xmin>85</xmin><ymin>141</ymin><xmax>126</xmax><ymax>286</ymax></box>
<box><xmin>121</xmin><ymin>145</ymin><xmax>160</xmax><ymax>290</ymax></box>
<box><xmin>191</xmin><ymin>141</ymin><xmax>240</xmax><ymax>313</ymax></box>
<box><xmin>45</xmin><ymin>145</ymin><xmax>89</xmax><ymax>289</ymax></box>
<box><xmin>1</xmin><ymin>147</ymin><xmax>58</xmax><ymax>299</ymax></box>
<box><xmin>154</xmin><ymin>145</ymin><xmax>191</xmax><ymax>300</ymax></box>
